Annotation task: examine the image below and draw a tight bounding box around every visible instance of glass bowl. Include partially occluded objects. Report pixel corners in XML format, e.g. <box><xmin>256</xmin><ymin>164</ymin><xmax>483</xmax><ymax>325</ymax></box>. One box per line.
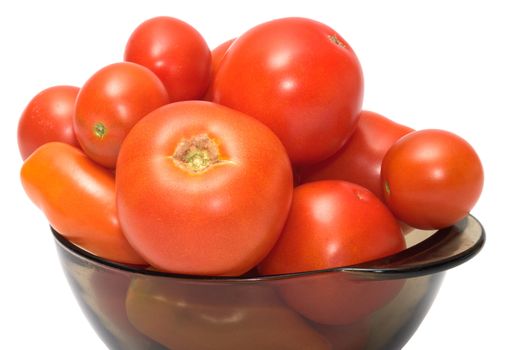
<box><xmin>53</xmin><ymin>214</ymin><xmax>484</xmax><ymax>350</ymax></box>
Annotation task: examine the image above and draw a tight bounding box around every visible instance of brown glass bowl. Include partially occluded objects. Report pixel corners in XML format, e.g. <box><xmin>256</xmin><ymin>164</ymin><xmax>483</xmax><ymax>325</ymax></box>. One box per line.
<box><xmin>53</xmin><ymin>214</ymin><xmax>484</xmax><ymax>350</ymax></box>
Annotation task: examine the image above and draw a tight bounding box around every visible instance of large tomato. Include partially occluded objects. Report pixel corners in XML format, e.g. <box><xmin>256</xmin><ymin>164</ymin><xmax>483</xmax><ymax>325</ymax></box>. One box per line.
<box><xmin>258</xmin><ymin>180</ymin><xmax>405</xmax><ymax>325</ymax></box>
<box><xmin>125</xmin><ymin>16</ymin><xmax>211</xmax><ymax>102</ymax></box>
<box><xmin>115</xmin><ymin>101</ymin><xmax>293</xmax><ymax>276</ymax></box>
<box><xmin>212</xmin><ymin>17</ymin><xmax>363</xmax><ymax>165</ymax></box>
<box><xmin>17</xmin><ymin>85</ymin><xmax>80</xmax><ymax>160</ymax></box>
<box><xmin>20</xmin><ymin>142</ymin><xmax>145</xmax><ymax>265</ymax></box>
<box><xmin>381</xmin><ymin>129</ymin><xmax>484</xmax><ymax>229</ymax></box>
<box><xmin>74</xmin><ymin>62</ymin><xmax>169</xmax><ymax>169</ymax></box>
<box><xmin>297</xmin><ymin>110</ymin><xmax>413</xmax><ymax>199</ymax></box>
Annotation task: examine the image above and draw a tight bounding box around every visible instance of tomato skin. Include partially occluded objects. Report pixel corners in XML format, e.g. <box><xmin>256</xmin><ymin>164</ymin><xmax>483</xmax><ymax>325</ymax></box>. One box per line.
<box><xmin>203</xmin><ymin>38</ymin><xmax>235</xmax><ymax>101</ymax></box>
<box><xmin>297</xmin><ymin>110</ymin><xmax>414</xmax><ymax>199</ymax></box>
<box><xmin>277</xmin><ymin>272</ymin><xmax>405</xmax><ymax>326</ymax></box>
<box><xmin>381</xmin><ymin>129</ymin><xmax>484</xmax><ymax>229</ymax></box>
<box><xmin>17</xmin><ymin>85</ymin><xmax>80</xmax><ymax>160</ymax></box>
<box><xmin>258</xmin><ymin>180</ymin><xmax>405</xmax><ymax>325</ymax></box>
<box><xmin>115</xmin><ymin>101</ymin><xmax>293</xmax><ymax>276</ymax></box>
<box><xmin>212</xmin><ymin>17</ymin><xmax>363</xmax><ymax>165</ymax></box>
<box><xmin>20</xmin><ymin>142</ymin><xmax>146</xmax><ymax>265</ymax></box>
<box><xmin>125</xmin><ymin>16</ymin><xmax>211</xmax><ymax>102</ymax></box>
<box><xmin>259</xmin><ymin>180</ymin><xmax>405</xmax><ymax>274</ymax></box>
<box><xmin>74</xmin><ymin>62</ymin><xmax>169</xmax><ymax>169</ymax></box>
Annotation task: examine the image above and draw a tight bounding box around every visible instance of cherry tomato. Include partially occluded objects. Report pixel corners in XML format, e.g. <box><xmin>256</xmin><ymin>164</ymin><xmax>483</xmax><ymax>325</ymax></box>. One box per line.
<box><xmin>17</xmin><ymin>85</ymin><xmax>80</xmax><ymax>160</ymax></box>
<box><xmin>297</xmin><ymin>110</ymin><xmax>414</xmax><ymax>199</ymax></box>
<box><xmin>381</xmin><ymin>129</ymin><xmax>484</xmax><ymax>229</ymax></box>
<box><xmin>212</xmin><ymin>17</ymin><xmax>364</xmax><ymax>165</ymax></box>
<box><xmin>258</xmin><ymin>181</ymin><xmax>405</xmax><ymax>325</ymax></box>
<box><xmin>203</xmin><ymin>38</ymin><xmax>235</xmax><ymax>101</ymax></box>
<box><xmin>74</xmin><ymin>62</ymin><xmax>169</xmax><ymax>169</ymax></box>
<box><xmin>115</xmin><ymin>101</ymin><xmax>293</xmax><ymax>276</ymax></box>
<box><xmin>125</xmin><ymin>16</ymin><xmax>211</xmax><ymax>102</ymax></box>
<box><xmin>20</xmin><ymin>142</ymin><xmax>146</xmax><ymax>265</ymax></box>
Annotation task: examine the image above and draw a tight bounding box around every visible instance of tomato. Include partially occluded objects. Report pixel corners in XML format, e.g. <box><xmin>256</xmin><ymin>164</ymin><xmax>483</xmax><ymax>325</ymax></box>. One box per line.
<box><xmin>258</xmin><ymin>180</ymin><xmax>405</xmax><ymax>325</ymax></box>
<box><xmin>115</xmin><ymin>101</ymin><xmax>293</xmax><ymax>276</ymax></box>
<box><xmin>74</xmin><ymin>62</ymin><xmax>169</xmax><ymax>169</ymax></box>
<box><xmin>203</xmin><ymin>38</ymin><xmax>235</xmax><ymax>101</ymax></box>
<box><xmin>20</xmin><ymin>142</ymin><xmax>145</xmax><ymax>264</ymax></box>
<box><xmin>259</xmin><ymin>180</ymin><xmax>405</xmax><ymax>274</ymax></box>
<box><xmin>297</xmin><ymin>110</ymin><xmax>414</xmax><ymax>199</ymax></box>
<box><xmin>212</xmin><ymin>17</ymin><xmax>363</xmax><ymax>165</ymax></box>
<box><xmin>17</xmin><ymin>85</ymin><xmax>80</xmax><ymax>160</ymax></box>
<box><xmin>276</xmin><ymin>272</ymin><xmax>405</xmax><ymax>326</ymax></box>
<box><xmin>381</xmin><ymin>129</ymin><xmax>484</xmax><ymax>229</ymax></box>
<box><xmin>126</xmin><ymin>278</ymin><xmax>331</xmax><ymax>349</ymax></box>
<box><xmin>125</xmin><ymin>16</ymin><xmax>211</xmax><ymax>102</ymax></box>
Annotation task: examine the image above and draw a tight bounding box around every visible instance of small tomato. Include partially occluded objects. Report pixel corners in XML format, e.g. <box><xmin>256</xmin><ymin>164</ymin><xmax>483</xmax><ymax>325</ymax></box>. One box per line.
<box><xmin>17</xmin><ymin>85</ymin><xmax>80</xmax><ymax>160</ymax></box>
<box><xmin>381</xmin><ymin>129</ymin><xmax>484</xmax><ymax>229</ymax></box>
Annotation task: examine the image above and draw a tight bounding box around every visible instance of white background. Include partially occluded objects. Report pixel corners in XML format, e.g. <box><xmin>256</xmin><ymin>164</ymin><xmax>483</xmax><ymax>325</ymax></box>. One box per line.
<box><xmin>1</xmin><ymin>0</ymin><xmax>525</xmax><ymax>349</ymax></box>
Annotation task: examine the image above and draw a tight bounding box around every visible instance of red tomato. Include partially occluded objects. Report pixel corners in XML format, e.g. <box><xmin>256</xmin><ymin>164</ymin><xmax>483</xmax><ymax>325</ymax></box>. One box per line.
<box><xmin>381</xmin><ymin>129</ymin><xmax>484</xmax><ymax>229</ymax></box>
<box><xmin>17</xmin><ymin>85</ymin><xmax>80</xmax><ymax>160</ymax></box>
<box><xmin>115</xmin><ymin>101</ymin><xmax>293</xmax><ymax>276</ymax></box>
<box><xmin>125</xmin><ymin>16</ymin><xmax>211</xmax><ymax>102</ymax></box>
<box><xmin>74</xmin><ymin>62</ymin><xmax>169</xmax><ymax>169</ymax></box>
<box><xmin>297</xmin><ymin>110</ymin><xmax>414</xmax><ymax>199</ymax></box>
<box><xmin>203</xmin><ymin>38</ymin><xmax>235</xmax><ymax>101</ymax></box>
<box><xmin>212</xmin><ymin>17</ymin><xmax>364</xmax><ymax>165</ymax></box>
<box><xmin>20</xmin><ymin>142</ymin><xmax>146</xmax><ymax>265</ymax></box>
<box><xmin>259</xmin><ymin>180</ymin><xmax>405</xmax><ymax>325</ymax></box>
<box><xmin>277</xmin><ymin>272</ymin><xmax>405</xmax><ymax>326</ymax></box>
<box><xmin>259</xmin><ymin>180</ymin><xmax>405</xmax><ymax>274</ymax></box>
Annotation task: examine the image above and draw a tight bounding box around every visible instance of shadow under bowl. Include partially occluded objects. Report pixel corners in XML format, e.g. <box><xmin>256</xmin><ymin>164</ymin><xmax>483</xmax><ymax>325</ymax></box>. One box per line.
<box><xmin>53</xmin><ymin>214</ymin><xmax>485</xmax><ymax>350</ymax></box>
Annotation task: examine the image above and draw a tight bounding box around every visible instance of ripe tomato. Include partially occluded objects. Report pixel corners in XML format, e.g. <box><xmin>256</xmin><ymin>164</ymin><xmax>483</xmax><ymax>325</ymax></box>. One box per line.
<box><xmin>125</xmin><ymin>16</ymin><xmax>211</xmax><ymax>102</ymax></box>
<box><xmin>74</xmin><ymin>62</ymin><xmax>169</xmax><ymax>169</ymax></box>
<box><xmin>297</xmin><ymin>110</ymin><xmax>414</xmax><ymax>199</ymax></box>
<box><xmin>258</xmin><ymin>180</ymin><xmax>405</xmax><ymax>325</ymax></box>
<box><xmin>17</xmin><ymin>85</ymin><xmax>80</xmax><ymax>160</ymax></box>
<box><xmin>259</xmin><ymin>180</ymin><xmax>405</xmax><ymax>274</ymax></box>
<box><xmin>203</xmin><ymin>38</ymin><xmax>235</xmax><ymax>101</ymax></box>
<box><xmin>277</xmin><ymin>272</ymin><xmax>405</xmax><ymax>326</ymax></box>
<box><xmin>20</xmin><ymin>142</ymin><xmax>146</xmax><ymax>265</ymax></box>
<box><xmin>212</xmin><ymin>17</ymin><xmax>364</xmax><ymax>165</ymax></box>
<box><xmin>115</xmin><ymin>101</ymin><xmax>293</xmax><ymax>276</ymax></box>
<box><xmin>381</xmin><ymin>129</ymin><xmax>484</xmax><ymax>229</ymax></box>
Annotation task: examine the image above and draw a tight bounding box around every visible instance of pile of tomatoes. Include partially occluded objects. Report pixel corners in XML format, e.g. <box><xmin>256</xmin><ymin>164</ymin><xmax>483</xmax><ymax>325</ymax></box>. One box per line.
<box><xmin>18</xmin><ymin>16</ymin><xmax>483</xmax><ymax>277</ymax></box>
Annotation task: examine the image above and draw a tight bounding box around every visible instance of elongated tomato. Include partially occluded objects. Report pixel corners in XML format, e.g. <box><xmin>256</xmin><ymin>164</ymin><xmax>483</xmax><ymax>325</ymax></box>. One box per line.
<box><xmin>20</xmin><ymin>142</ymin><xmax>145</xmax><ymax>265</ymax></box>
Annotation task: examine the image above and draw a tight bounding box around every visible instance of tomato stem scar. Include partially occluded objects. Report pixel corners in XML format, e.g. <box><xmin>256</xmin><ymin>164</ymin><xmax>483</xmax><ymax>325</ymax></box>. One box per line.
<box><xmin>93</xmin><ymin>122</ymin><xmax>107</xmax><ymax>139</ymax></box>
<box><xmin>328</xmin><ymin>34</ymin><xmax>346</xmax><ymax>48</ymax></box>
<box><xmin>173</xmin><ymin>134</ymin><xmax>221</xmax><ymax>173</ymax></box>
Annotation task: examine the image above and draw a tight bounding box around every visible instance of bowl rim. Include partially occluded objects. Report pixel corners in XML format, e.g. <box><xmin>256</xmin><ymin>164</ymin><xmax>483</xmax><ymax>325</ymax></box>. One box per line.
<box><xmin>52</xmin><ymin>214</ymin><xmax>485</xmax><ymax>282</ymax></box>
